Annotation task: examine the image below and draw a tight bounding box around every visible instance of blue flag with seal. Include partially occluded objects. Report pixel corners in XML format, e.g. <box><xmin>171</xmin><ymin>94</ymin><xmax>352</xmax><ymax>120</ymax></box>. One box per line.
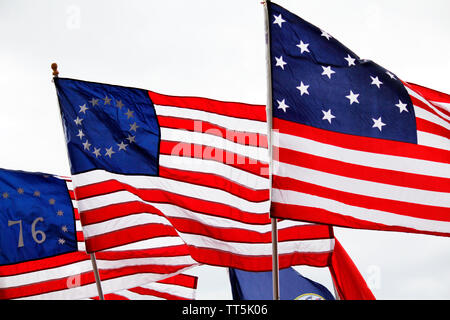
<box><xmin>229</xmin><ymin>267</ymin><xmax>335</xmax><ymax>300</ymax></box>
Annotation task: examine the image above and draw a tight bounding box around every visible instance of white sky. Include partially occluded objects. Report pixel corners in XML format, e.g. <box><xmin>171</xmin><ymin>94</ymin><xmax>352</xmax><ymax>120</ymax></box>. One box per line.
<box><xmin>0</xmin><ymin>0</ymin><xmax>449</xmax><ymax>300</ymax></box>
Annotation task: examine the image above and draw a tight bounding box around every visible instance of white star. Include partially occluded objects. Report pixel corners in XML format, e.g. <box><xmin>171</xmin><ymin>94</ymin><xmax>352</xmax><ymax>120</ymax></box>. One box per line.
<box><xmin>61</xmin><ymin>225</ymin><xmax>68</xmax><ymax>233</ymax></box>
<box><xmin>92</xmin><ymin>147</ymin><xmax>101</xmax><ymax>158</ymax></box>
<box><xmin>77</xmin><ymin>129</ymin><xmax>85</xmax><ymax>140</ymax></box>
<box><xmin>116</xmin><ymin>100</ymin><xmax>124</xmax><ymax>109</ymax></box>
<box><xmin>322</xmin><ymin>109</ymin><xmax>336</xmax><ymax>124</ymax></box>
<box><xmin>89</xmin><ymin>98</ymin><xmax>99</xmax><ymax>106</ymax></box>
<box><xmin>58</xmin><ymin>238</ymin><xmax>66</xmax><ymax>245</ymax></box>
<box><xmin>82</xmin><ymin>140</ymin><xmax>91</xmax><ymax>150</ymax></box>
<box><xmin>276</xmin><ymin>99</ymin><xmax>290</xmax><ymax>113</ymax></box>
<box><xmin>117</xmin><ymin>141</ymin><xmax>128</xmax><ymax>151</ymax></box>
<box><xmin>370</xmin><ymin>76</ymin><xmax>383</xmax><ymax>88</ymax></box>
<box><xmin>105</xmin><ymin>147</ymin><xmax>115</xmax><ymax>158</ymax></box>
<box><xmin>296</xmin><ymin>81</ymin><xmax>310</xmax><ymax>96</ymax></box>
<box><xmin>395</xmin><ymin>100</ymin><xmax>409</xmax><ymax>113</ymax></box>
<box><xmin>346</xmin><ymin>90</ymin><xmax>360</xmax><ymax>105</ymax></box>
<box><xmin>79</xmin><ymin>104</ymin><xmax>88</xmax><ymax>113</ymax></box>
<box><xmin>273</xmin><ymin>14</ymin><xmax>286</xmax><ymax>28</ymax></box>
<box><xmin>296</xmin><ymin>40</ymin><xmax>310</xmax><ymax>54</ymax></box>
<box><xmin>130</xmin><ymin>122</ymin><xmax>139</xmax><ymax>132</ymax></box>
<box><xmin>372</xmin><ymin>117</ymin><xmax>386</xmax><ymax>131</ymax></box>
<box><xmin>386</xmin><ymin>71</ymin><xmax>396</xmax><ymax>79</ymax></box>
<box><xmin>125</xmin><ymin>109</ymin><xmax>134</xmax><ymax>119</ymax></box>
<box><xmin>320</xmin><ymin>30</ymin><xmax>332</xmax><ymax>40</ymax></box>
<box><xmin>126</xmin><ymin>135</ymin><xmax>136</xmax><ymax>143</ymax></box>
<box><xmin>321</xmin><ymin>66</ymin><xmax>335</xmax><ymax>79</ymax></box>
<box><xmin>344</xmin><ymin>54</ymin><xmax>356</xmax><ymax>67</ymax></box>
<box><xmin>275</xmin><ymin>56</ymin><xmax>287</xmax><ymax>70</ymax></box>
<box><xmin>103</xmin><ymin>95</ymin><xmax>112</xmax><ymax>105</ymax></box>
<box><xmin>74</xmin><ymin>116</ymin><xmax>83</xmax><ymax>126</ymax></box>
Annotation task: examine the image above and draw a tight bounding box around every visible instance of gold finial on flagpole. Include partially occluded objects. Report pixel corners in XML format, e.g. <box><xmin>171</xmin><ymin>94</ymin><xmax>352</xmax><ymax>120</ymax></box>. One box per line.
<box><xmin>51</xmin><ymin>63</ymin><xmax>59</xmax><ymax>78</ymax></box>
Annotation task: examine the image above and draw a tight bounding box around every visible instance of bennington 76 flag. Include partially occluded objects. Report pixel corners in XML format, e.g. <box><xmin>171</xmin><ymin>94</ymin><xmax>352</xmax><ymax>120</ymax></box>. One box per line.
<box><xmin>54</xmin><ymin>77</ymin><xmax>334</xmax><ymax>271</ymax></box>
<box><xmin>268</xmin><ymin>2</ymin><xmax>450</xmax><ymax>236</ymax></box>
<box><xmin>0</xmin><ymin>168</ymin><xmax>197</xmax><ymax>299</ymax></box>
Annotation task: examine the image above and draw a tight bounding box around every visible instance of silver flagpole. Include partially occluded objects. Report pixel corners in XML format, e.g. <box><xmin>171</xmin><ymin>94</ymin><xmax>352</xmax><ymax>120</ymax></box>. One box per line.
<box><xmin>262</xmin><ymin>0</ymin><xmax>280</xmax><ymax>300</ymax></box>
<box><xmin>51</xmin><ymin>63</ymin><xmax>105</xmax><ymax>301</ymax></box>
<box><xmin>90</xmin><ymin>253</ymin><xmax>105</xmax><ymax>300</ymax></box>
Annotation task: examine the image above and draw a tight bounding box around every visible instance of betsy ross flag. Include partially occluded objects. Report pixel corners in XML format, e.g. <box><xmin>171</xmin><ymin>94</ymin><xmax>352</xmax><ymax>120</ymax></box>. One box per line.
<box><xmin>268</xmin><ymin>2</ymin><xmax>450</xmax><ymax>236</ymax></box>
<box><xmin>54</xmin><ymin>77</ymin><xmax>334</xmax><ymax>271</ymax></box>
<box><xmin>0</xmin><ymin>168</ymin><xmax>197</xmax><ymax>299</ymax></box>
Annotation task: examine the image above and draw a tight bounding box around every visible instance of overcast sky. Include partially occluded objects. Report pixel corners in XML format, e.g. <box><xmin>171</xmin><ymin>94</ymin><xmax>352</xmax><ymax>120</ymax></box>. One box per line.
<box><xmin>0</xmin><ymin>0</ymin><xmax>449</xmax><ymax>300</ymax></box>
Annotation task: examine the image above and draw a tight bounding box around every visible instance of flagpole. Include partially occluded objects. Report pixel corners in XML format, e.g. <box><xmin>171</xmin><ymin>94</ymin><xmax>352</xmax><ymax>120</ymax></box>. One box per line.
<box><xmin>262</xmin><ymin>0</ymin><xmax>280</xmax><ymax>300</ymax></box>
<box><xmin>90</xmin><ymin>253</ymin><xmax>105</xmax><ymax>300</ymax></box>
<box><xmin>51</xmin><ymin>62</ymin><xmax>105</xmax><ymax>300</ymax></box>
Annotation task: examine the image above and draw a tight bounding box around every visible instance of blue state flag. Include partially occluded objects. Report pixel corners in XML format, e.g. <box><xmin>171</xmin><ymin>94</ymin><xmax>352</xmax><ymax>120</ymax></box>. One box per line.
<box><xmin>229</xmin><ymin>267</ymin><xmax>335</xmax><ymax>300</ymax></box>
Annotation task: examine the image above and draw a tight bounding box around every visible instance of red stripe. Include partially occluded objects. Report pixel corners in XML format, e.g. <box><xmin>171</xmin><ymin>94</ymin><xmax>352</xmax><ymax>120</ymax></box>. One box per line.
<box><xmin>159</xmin><ymin>166</ymin><xmax>270</xmax><ymax>202</ymax></box>
<box><xmin>76</xmin><ymin>182</ymin><xmax>270</xmax><ymax>226</ymax></box>
<box><xmin>95</xmin><ymin>245</ymin><xmax>191</xmax><ymax>261</ymax></box>
<box><xmin>128</xmin><ymin>286</ymin><xmax>189</xmax><ymax>300</ymax></box>
<box><xmin>271</xmin><ymin>202</ymin><xmax>450</xmax><ymax>238</ymax></box>
<box><xmin>416</xmin><ymin>117</ymin><xmax>450</xmax><ymax>139</ymax></box>
<box><xmin>85</xmin><ymin>223</ymin><xmax>180</xmax><ymax>253</ymax></box>
<box><xmin>273</xmin><ymin>117</ymin><xmax>449</xmax><ymax>163</ymax></box>
<box><xmin>101</xmin><ymin>293</ymin><xmax>129</xmax><ymax>300</ymax></box>
<box><xmin>168</xmin><ymin>216</ymin><xmax>333</xmax><ymax>243</ymax></box>
<box><xmin>185</xmin><ymin>246</ymin><xmax>332</xmax><ymax>271</ymax></box>
<box><xmin>274</xmin><ymin>146</ymin><xmax>450</xmax><ymax>193</ymax></box>
<box><xmin>273</xmin><ymin>176</ymin><xmax>450</xmax><ymax>222</ymax></box>
<box><xmin>158</xmin><ymin>115</ymin><xmax>268</xmax><ymax>148</ymax></box>
<box><xmin>406</xmin><ymin>82</ymin><xmax>450</xmax><ymax>107</ymax></box>
<box><xmin>0</xmin><ymin>270</ymin><xmax>96</xmax><ymax>300</ymax></box>
<box><xmin>411</xmin><ymin>96</ymin><xmax>450</xmax><ymax>124</ymax></box>
<box><xmin>1</xmin><ymin>263</ymin><xmax>191</xmax><ymax>300</ymax></box>
<box><xmin>158</xmin><ymin>274</ymin><xmax>198</xmax><ymax>289</ymax></box>
<box><xmin>0</xmin><ymin>251</ymin><xmax>89</xmax><ymax>276</ymax></box>
<box><xmin>148</xmin><ymin>90</ymin><xmax>267</xmax><ymax>122</ymax></box>
<box><xmin>160</xmin><ymin>140</ymin><xmax>269</xmax><ymax>178</ymax></box>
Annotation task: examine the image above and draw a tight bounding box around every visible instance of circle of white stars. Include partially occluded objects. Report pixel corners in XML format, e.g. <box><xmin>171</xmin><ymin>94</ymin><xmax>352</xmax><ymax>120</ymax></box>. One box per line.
<box><xmin>74</xmin><ymin>95</ymin><xmax>138</xmax><ymax>160</ymax></box>
<box><xmin>271</xmin><ymin>12</ymin><xmax>411</xmax><ymax>132</ymax></box>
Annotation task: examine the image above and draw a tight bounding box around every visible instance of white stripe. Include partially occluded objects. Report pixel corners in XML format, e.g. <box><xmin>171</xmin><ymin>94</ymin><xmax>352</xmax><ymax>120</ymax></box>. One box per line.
<box><xmin>431</xmin><ymin>101</ymin><xmax>450</xmax><ymax>112</ymax></box>
<box><xmin>177</xmin><ymin>232</ymin><xmax>334</xmax><ymax>256</ymax></box>
<box><xmin>407</xmin><ymin>87</ymin><xmax>450</xmax><ymax>122</ymax></box>
<box><xmin>274</xmin><ymin>131</ymin><xmax>450</xmax><ymax>179</ymax></box>
<box><xmin>414</xmin><ymin>105</ymin><xmax>450</xmax><ymax>130</ymax></box>
<box><xmin>82</xmin><ymin>212</ymin><xmax>173</xmax><ymax>238</ymax></box>
<box><xmin>155</xmin><ymin>104</ymin><xmax>267</xmax><ymax>134</ymax></box>
<box><xmin>417</xmin><ymin>130</ymin><xmax>450</xmax><ymax>150</ymax></box>
<box><xmin>159</xmin><ymin>154</ymin><xmax>269</xmax><ymax>190</ymax></box>
<box><xmin>74</xmin><ymin>170</ymin><xmax>270</xmax><ymax>214</ymax></box>
<box><xmin>139</xmin><ymin>281</ymin><xmax>195</xmax><ymax>299</ymax></box>
<box><xmin>1</xmin><ymin>259</ymin><xmax>93</xmax><ymax>289</ymax></box>
<box><xmin>275</xmin><ymin>160</ymin><xmax>449</xmax><ymax>207</ymax></box>
<box><xmin>272</xmin><ymin>188</ymin><xmax>450</xmax><ymax>234</ymax></box>
<box><xmin>21</xmin><ymin>266</ymin><xmax>195</xmax><ymax>300</ymax></box>
<box><xmin>105</xmin><ymin>237</ymin><xmax>188</xmax><ymax>251</ymax></box>
<box><xmin>161</xmin><ymin>127</ymin><xmax>269</xmax><ymax>163</ymax></box>
<box><xmin>151</xmin><ymin>202</ymin><xmax>315</xmax><ymax>233</ymax></box>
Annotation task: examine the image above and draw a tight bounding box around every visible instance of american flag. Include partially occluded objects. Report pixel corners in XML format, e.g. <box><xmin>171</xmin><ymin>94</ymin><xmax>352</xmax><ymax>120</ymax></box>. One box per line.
<box><xmin>0</xmin><ymin>168</ymin><xmax>197</xmax><ymax>299</ymax></box>
<box><xmin>54</xmin><ymin>77</ymin><xmax>335</xmax><ymax>271</ymax></box>
<box><xmin>95</xmin><ymin>273</ymin><xmax>198</xmax><ymax>300</ymax></box>
<box><xmin>268</xmin><ymin>2</ymin><xmax>450</xmax><ymax>236</ymax></box>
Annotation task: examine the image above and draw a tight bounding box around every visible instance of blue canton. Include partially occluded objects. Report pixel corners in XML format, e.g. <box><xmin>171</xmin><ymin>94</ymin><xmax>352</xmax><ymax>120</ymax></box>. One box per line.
<box><xmin>55</xmin><ymin>78</ymin><xmax>160</xmax><ymax>176</ymax></box>
<box><xmin>269</xmin><ymin>2</ymin><xmax>417</xmax><ymax>143</ymax></box>
<box><xmin>0</xmin><ymin>168</ymin><xmax>77</xmax><ymax>265</ymax></box>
